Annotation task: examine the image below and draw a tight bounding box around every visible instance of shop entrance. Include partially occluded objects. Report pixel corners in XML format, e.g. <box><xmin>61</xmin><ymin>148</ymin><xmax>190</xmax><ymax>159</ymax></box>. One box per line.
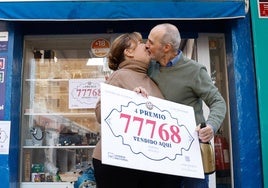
<box><xmin>20</xmin><ymin>33</ymin><xmax>232</xmax><ymax>188</ymax></box>
<box><xmin>178</xmin><ymin>34</ymin><xmax>232</xmax><ymax>188</ymax></box>
<box><xmin>196</xmin><ymin>34</ymin><xmax>232</xmax><ymax>188</ymax></box>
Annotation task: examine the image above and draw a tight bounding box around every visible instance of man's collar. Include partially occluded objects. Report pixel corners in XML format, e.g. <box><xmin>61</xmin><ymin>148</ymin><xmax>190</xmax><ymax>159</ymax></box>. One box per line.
<box><xmin>166</xmin><ymin>50</ymin><xmax>182</xmax><ymax>67</ymax></box>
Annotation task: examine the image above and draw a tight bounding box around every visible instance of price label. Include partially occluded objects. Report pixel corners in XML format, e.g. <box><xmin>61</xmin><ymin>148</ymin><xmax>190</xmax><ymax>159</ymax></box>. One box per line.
<box><xmin>101</xmin><ymin>83</ymin><xmax>204</xmax><ymax>179</ymax></box>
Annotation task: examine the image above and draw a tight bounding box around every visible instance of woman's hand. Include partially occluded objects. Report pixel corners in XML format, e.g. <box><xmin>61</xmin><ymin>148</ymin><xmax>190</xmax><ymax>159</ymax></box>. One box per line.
<box><xmin>133</xmin><ymin>86</ymin><xmax>148</xmax><ymax>98</ymax></box>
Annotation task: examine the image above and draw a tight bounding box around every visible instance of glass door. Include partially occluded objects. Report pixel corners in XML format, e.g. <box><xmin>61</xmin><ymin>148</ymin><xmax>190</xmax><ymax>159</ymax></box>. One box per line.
<box><xmin>197</xmin><ymin>34</ymin><xmax>232</xmax><ymax>188</ymax></box>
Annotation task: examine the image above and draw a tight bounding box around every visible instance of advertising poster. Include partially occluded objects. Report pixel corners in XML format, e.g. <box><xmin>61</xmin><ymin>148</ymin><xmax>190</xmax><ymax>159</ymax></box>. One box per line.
<box><xmin>91</xmin><ymin>38</ymin><xmax>110</xmax><ymax>58</ymax></box>
<box><xmin>0</xmin><ymin>32</ymin><xmax>8</xmax><ymax>51</ymax></box>
<box><xmin>0</xmin><ymin>57</ymin><xmax>6</xmax><ymax>119</ymax></box>
<box><xmin>69</xmin><ymin>78</ymin><xmax>104</xmax><ymax>109</ymax></box>
<box><xmin>258</xmin><ymin>0</ymin><xmax>268</xmax><ymax>18</ymax></box>
<box><xmin>0</xmin><ymin>121</ymin><xmax>11</xmax><ymax>155</ymax></box>
<box><xmin>101</xmin><ymin>83</ymin><xmax>204</xmax><ymax>179</ymax></box>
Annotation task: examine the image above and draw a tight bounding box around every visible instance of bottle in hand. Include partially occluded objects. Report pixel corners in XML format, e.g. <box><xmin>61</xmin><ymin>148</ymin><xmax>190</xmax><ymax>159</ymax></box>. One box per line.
<box><xmin>200</xmin><ymin>122</ymin><xmax>215</xmax><ymax>174</ymax></box>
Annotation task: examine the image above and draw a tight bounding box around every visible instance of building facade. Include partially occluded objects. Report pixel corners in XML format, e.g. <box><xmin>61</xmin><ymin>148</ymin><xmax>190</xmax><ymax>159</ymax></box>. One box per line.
<box><xmin>0</xmin><ymin>1</ymin><xmax>265</xmax><ymax>188</ymax></box>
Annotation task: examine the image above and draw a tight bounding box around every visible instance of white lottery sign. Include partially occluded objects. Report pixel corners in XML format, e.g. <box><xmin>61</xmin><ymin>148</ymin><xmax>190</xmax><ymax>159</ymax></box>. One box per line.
<box><xmin>101</xmin><ymin>83</ymin><xmax>204</xmax><ymax>179</ymax></box>
<box><xmin>69</xmin><ymin>79</ymin><xmax>104</xmax><ymax>109</ymax></box>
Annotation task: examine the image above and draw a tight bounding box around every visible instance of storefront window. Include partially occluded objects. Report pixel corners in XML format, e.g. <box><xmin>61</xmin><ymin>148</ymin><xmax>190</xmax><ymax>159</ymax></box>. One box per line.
<box><xmin>20</xmin><ymin>34</ymin><xmax>116</xmax><ymax>187</ymax></box>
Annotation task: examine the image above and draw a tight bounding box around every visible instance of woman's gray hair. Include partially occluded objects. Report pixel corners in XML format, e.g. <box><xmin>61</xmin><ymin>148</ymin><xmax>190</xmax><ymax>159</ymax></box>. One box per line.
<box><xmin>160</xmin><ymin>23</ymin><xmax>181</xmax><ymax>52</ymax></box>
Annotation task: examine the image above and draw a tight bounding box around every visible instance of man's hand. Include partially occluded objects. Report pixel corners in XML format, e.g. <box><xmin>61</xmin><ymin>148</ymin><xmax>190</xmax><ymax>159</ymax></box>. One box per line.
<box><xmin>196</xmin><ymin>124</ymin><xmax>214</xmax><ymax>142</ymax></box>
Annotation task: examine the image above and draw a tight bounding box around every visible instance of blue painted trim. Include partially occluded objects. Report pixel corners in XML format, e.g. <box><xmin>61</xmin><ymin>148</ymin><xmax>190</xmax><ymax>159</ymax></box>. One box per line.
<box><xmin>0</xmin><ymin>1</ymin><xmax>245</xmax><ymax>21</ymax></box>
<box><xmin>0</xmin><ymin>22</ymin><xmax>22</xmax><ymax>188</ymax></box>
<box><xmin>9</xmin><ymin>23</ymin><xmax>23</xmax><ymax>188</ymax></box>
<box><xmin>0</xmin><ymin>21</ymin><xmax>10</xmax><ymax>188</ymax></box>
<box><xmin>226</xmin><ymin>15</ymin><xmax>263</xmax><ymax>187</ymax></box>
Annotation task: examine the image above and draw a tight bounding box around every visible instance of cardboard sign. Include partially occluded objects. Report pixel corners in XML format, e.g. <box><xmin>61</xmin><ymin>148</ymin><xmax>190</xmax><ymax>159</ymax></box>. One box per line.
<box><xmin>101</xmin><ymin>83</ymin><xmax>204</xmax><ymax>179</ymax></box>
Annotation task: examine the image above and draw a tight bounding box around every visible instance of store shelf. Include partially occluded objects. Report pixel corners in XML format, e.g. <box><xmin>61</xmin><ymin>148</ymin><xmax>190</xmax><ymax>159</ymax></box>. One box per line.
<box><xmin>20</xmin><ymin>36</ymin><xmax>108</xmax><ymax>188</ymax></box>
<box><xmin>24</xmin><ymin>112</ymin><xmax>95</xmax><ymax>116</ymax></box>
<box><xmin>21</xmin><ymin>182</ymin><xmax>74</xmax><ymax>188</ymax></box>
<box><xmin>25</xmin><ymin>78</ymin><xmax>70</xmax><ymax>82</ymax></box>
<box><xmin>23</xmin><ymin>145</ymin><xmax>95</xmax><ymax>149</ymax></box>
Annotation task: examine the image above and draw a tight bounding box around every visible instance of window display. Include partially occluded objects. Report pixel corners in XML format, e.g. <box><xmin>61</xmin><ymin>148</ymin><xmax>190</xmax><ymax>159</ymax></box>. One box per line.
<box><xmin>20</xmin><ymin>35</ymin><xmax>115</xmax><ymax>188</ymax></box>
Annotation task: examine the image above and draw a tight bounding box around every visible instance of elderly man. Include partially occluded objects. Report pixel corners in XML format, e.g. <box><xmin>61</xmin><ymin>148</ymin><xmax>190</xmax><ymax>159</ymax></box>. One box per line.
<box><xmin>146</xmin><ymin>23</ymin><xmax>226</xmax><ymax>188</ymax></box>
